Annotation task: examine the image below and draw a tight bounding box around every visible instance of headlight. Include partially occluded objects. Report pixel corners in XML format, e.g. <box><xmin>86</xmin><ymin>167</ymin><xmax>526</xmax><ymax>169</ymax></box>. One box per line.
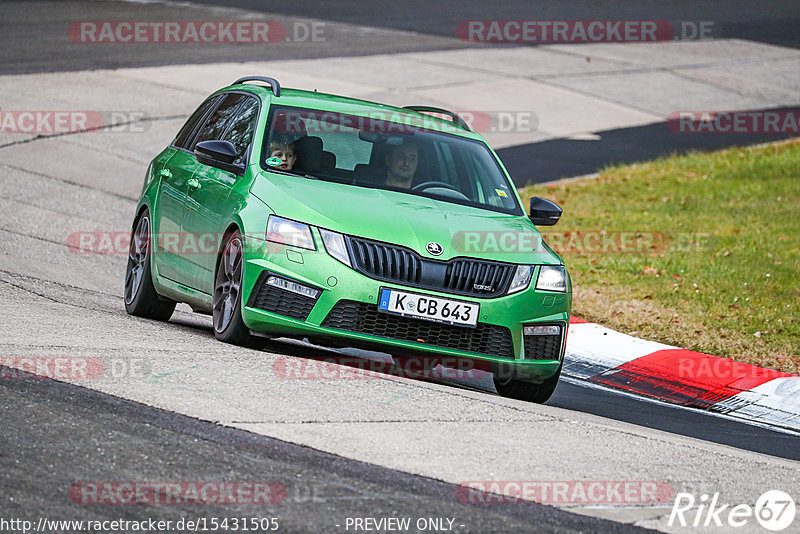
<box><xmin>319</xmin><ymin>228</ymin><xmax>351</xmax><ymax>267</ymax></box>
<box><xmin>266</xmin><ymin>216</ymin><xmax>315</xmax><ymax>250</ymax></box>
<box><xmin>536</xmin><ymin>265</ymin><xmax>567</xmax><ymax>292</ymax></box>
<box><xmin>507</xmin><ymin>265</ymin><xmax>533</xmax><ymax>294</ymax></box>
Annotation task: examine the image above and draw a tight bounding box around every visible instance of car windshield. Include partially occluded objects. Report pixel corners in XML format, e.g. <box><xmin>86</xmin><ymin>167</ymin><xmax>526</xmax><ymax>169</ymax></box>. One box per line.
<box><xmin>261</xmin><ymin>106</ymin><xmax>523</xmax><ymax>215</ymax></box>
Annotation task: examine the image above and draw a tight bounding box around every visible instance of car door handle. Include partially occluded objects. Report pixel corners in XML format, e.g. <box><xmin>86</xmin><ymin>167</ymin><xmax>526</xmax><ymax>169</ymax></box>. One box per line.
<box><xmin>159</xmin><ymin>168</ymin><xmax>172</xmax><ymax>179</ymax></box>
<box><xmin>187</xmin><ymin>178</ymin><xmax>201</xmax><ymax>190</ymax></box>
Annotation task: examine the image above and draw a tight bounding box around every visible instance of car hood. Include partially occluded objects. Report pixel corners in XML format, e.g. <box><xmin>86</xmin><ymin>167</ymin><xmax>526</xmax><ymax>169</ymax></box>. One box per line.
<box><xmin>251</xmin><ymin>172</ymin><xmax>563</xmax><ymax>265</ymax></box>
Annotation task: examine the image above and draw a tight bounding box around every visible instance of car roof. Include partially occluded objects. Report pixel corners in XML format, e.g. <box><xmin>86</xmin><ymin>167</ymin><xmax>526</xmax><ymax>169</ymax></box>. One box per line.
<box><xmin>224</xmin><ymin>82</ymin><xmax>484</xmax><ymax>141</ymax></box>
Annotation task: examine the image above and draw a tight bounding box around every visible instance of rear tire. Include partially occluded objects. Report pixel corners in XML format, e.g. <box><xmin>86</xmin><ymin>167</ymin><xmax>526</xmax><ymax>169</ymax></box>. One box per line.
<box><xmin>494</xmin><ymin>362</ymin><xmax>562</xmax><ymax>404</ymax></box>
<box><xmin>213</xmin><ymin>230</ymin><xmax>262</xmax><ymax>348</ymax></box>
<box><xmin>124</xmin><ymin>210</ymin><xmax>176</xmax><ymax>321</ymax></box>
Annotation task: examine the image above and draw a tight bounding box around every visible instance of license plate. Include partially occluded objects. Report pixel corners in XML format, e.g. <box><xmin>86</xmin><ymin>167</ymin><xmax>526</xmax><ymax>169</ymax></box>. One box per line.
<box><xmin>377</xmin><ymin>288</ymin><xmax>479</xmax><ymax>328</ymax></box>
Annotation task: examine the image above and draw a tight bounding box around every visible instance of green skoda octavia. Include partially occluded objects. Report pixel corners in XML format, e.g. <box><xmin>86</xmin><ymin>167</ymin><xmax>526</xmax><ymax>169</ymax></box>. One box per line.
<box><xmin>125</xmin><ymin>76</ymin><xmax>572</xmax><ymax>402</ymax></box>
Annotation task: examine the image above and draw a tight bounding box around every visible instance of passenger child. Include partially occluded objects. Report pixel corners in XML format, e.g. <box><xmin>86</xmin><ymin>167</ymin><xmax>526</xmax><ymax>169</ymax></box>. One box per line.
<box><xmin>268</xmin><ymin>140</ymin><xmax>297</xmax><ymax>171</ymax></box>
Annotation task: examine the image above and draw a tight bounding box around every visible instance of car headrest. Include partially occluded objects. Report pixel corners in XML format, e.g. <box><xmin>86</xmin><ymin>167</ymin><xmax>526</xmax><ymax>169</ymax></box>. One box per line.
<box><xmin>294</xmin><ymin>136</ymin><xmax>324</xmax><ymax>172</ymax></box>
<box><xmin>321</xmin><ymin>150</ymin><xmax>336</xmax><ymax>170</ymax></box>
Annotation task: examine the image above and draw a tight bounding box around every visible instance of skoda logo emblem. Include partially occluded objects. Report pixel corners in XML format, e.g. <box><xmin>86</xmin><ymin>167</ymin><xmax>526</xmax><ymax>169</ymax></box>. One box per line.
<box><xmin>426</xmin><ymin>242</ymin><xmax>443</xmax><ymax>256</ymax></box>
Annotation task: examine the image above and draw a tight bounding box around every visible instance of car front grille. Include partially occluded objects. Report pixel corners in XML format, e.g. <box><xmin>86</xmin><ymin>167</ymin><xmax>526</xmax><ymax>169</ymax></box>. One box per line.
<box><xmin>321</xmin><ymin>300</ymin><xmax>515</xmax><ymax>359</ymax></box>
<box><xmin>348</xmin><ymin>237</ymin><xmax>422</xmax><ymax>284</ymax></box>
<box><xmin>346</xmin><ymin>236</ymin><xmax>514</xmax><ymax>298</ymax></box>
<box><xmin>247</xmin><ymin>273</ymin><xmax>318</xmax><ymax>321</ymax></box>
<box><xmin>523</xmin><ymin>331</ymin><xmax>563</xmax><ymax>360</ymax></box>
<box><xmin>443</xmin><ymin>259</ymin><xmax>514</xmax><ymax>295</ymax></box>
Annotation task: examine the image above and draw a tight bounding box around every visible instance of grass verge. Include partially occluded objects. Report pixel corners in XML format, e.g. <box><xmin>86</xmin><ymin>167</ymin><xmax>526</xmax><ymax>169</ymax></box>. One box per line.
<box><xmin>519</xmin><ymin>139</ymin><xmax>800</xmax><ymax>374</ymax></box>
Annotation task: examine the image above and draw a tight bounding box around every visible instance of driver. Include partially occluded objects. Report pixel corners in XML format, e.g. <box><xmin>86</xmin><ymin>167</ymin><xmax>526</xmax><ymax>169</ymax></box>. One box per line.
<box><xmin>384</xmin><ymin>138</ymin><xmax>418</xmax><ymax>189</ymax></box>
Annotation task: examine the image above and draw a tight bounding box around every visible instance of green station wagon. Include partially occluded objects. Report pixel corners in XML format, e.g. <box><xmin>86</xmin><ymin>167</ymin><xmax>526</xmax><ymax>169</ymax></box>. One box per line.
<box><xmin>124</xmin><ymin>76</ymin><xmax>571</xmax><ymax>402</ymax></box>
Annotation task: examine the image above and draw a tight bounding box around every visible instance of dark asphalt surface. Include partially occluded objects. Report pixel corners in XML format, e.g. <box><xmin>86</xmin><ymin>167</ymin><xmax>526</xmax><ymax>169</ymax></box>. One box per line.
<box><xmin>497</xmin><ymin>115</ymin><xmax>798</xmax><ymax>185</ymax></box>
<box><xmin>4</xmin><ymin>1</ymin><xmax>799</xmax><ymax>73</ymax></box>
<box><xmin>141</xmin><ymin>328</ymin><xmax>800</xmax><ymax>463</ymax></box>
<box><xmin>183</xmin><ymin>0</ymin><xmax>800</xmax><ymax>49</ymax></box>
<box><xmin>2</xmin><ymin>351</ymin><xmax>797</xmax><ymax>532</ymax></box>
<box><xmin>0</xmin><ymin>1</ymin><xmax>474</xmax><ymax>75</ymax></box>
<box><xmin>548</xmin><ymin>380</ymin><xmax>800</xmax><ymax>462</ymax></box>
<box><xmin>0</xmin><ymin>369</ymin><xmax>652</xmax><ymax>534</ymax></box>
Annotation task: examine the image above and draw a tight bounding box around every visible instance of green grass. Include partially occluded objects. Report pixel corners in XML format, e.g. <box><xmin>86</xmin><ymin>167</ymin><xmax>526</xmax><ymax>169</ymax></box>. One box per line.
<box><xmin>519</xmin><ymin>139</ymin><xmax>800</xmax><ymax>374</ymax></box>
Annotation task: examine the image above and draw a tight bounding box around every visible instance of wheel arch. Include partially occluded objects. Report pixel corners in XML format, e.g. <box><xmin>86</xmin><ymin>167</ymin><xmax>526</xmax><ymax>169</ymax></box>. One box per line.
<box><xmin>215</xmin><ymin>221</ymin><xmax>245</xmax><ymax>276</ymax></box>
<box><xmin>132</xmin><ymin>203</ymin><xmax>150</xmax><ymax>227</ymax></box>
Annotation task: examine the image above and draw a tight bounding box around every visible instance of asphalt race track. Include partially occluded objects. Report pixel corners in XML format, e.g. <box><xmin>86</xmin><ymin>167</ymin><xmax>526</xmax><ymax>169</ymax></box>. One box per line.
<box><xmin>0</xmin><ymin>373</ymin><xmax>645</xmax><ymax>533</ymax></box>
<box><xmin>196</xmin><ymin>0</ymin><xmax>800</xmax><ymax>50</ymax></box>
<box><xmin>1</xmin><ymin>1</ymin><xmax>799</xmax><ymax>533</ymax></box>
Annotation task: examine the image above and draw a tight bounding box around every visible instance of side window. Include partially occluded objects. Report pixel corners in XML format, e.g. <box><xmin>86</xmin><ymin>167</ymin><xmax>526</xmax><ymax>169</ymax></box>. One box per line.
<box><xmin>191</xmin><ymin>93</ymin><xmax>247</xmax><ymax>150</ymax></box>
<box><xmin>462</xmin><ymin>150</ymin><xmax>508</xmax><ymax>208</ymax></box>
<box><xmin>173</xmin><ymin>96</ymin><xmax>219</xmax><ymax>150</ymax></box>
<box><xmin>220</xmin><ymin>96</ymin><xmax>260</xmax><ymax>166</ymax></box>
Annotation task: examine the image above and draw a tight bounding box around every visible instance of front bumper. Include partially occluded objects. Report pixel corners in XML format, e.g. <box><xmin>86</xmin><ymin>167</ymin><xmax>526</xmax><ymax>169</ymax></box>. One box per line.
<box><xmin>240</xmin><ymin>235</ymin><xmax>571</xmax><ymax>382</ymax></box>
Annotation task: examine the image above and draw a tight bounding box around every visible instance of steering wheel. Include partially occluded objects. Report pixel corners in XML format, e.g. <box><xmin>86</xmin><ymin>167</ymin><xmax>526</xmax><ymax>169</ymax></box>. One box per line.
<box><xmin>412</xmin><ymin>180</ymin><xmax>458</xmax><ymax>192</ymax></box>
<box><xmin>411</xmin><ymin>181</ymin><xmax>469</xmax><ymax>200</ymax></box>
<box><xmin>411</xmin><ymin>181</ymin><xmax>460</xmax><ymax>193</ymax></box>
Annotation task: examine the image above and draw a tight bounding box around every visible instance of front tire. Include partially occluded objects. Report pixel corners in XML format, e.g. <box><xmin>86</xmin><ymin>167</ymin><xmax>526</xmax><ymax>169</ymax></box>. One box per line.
<box><xmin>213</xmin><ymin>230</ymin><xmax>261</xmax><ymax>347</ymax></box>
<box><xmin>494</xmin><ymin>362</ymin><xmax>562</xmax><ymax>404</ymax></box>
<box><xmin>124</xmin><ymin>210</ymin><xmax>176</xmax><ymax>320</ymax></box>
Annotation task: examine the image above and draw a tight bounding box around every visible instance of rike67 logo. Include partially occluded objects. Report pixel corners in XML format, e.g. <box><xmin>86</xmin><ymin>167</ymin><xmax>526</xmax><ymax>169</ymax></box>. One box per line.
<box><xmin>669</xmin><ymin>490</ymin><xmax>796</xmax><ymax>531</ymax></box>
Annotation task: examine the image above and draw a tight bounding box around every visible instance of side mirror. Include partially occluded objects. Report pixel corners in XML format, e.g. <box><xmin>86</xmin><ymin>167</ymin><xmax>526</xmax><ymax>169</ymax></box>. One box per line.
<box><xmin>529</xmin><ymin>197</ymin><xmax>562</xmax><ymax>226</ymax></box>
<box><xmin>195</xmin><ymin>140</ymin><xmax>243</xmax><ymax>174</ymax></box>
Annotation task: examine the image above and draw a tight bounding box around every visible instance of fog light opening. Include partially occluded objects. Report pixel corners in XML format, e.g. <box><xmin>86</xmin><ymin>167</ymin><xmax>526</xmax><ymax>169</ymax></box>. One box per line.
<box><xmin>524</xmin><ymin>325</ymin><xmax>561</xmax><ymax>336</ymax></box>
<box><xmin>266</xmin><ymin>275</ymin><xmax>321</xmax><ymax>299</ymax></box>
